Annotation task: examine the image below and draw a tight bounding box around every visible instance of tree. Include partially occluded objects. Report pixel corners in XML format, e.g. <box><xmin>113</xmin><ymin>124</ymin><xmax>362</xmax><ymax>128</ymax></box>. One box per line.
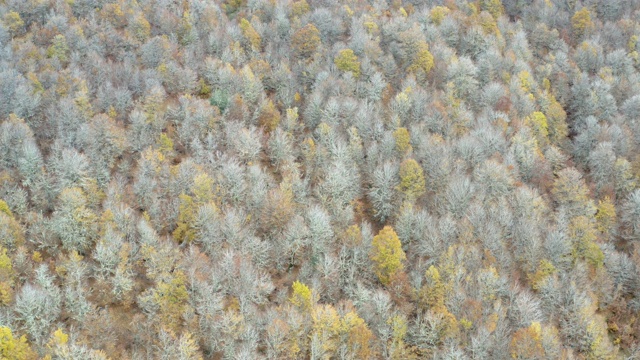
<box><xmin>50</xmin><ymin>187</ymin><xmax>98</xmax><ymax>252</ymax></box>
<box><xmin>14</xmin><ymin>267</ymin><xmax>62</xmax><ymax>346</ymax></box>
<box><xmin>407</xmin><ymin>42</ymin><xmax>434</xmax><ymax>78</ymax></box>
<box><xmin>0</xmin><ymin>326</ymin><xmax>36</xmax><ymax>360</ymax></box>
<box><xmin>509</xmin><ymin>322</ymin><xmax>544</xmax><ymax>360</ymax></box>
<box><xmin>621</xmin><ymin>190</ymin><xmax>640</xmax><ymax>242</ymax></box>
<box><xmin>571</xmin><ymin>8</ymin><xmax>594</xmax><ymax>42</ymax></box>
<box><xmin>3</xmin><ymin>11</ymin><xmax>24</xmax><ymax>37</ymax></box>
<box><xmin>335</xmin><ymin>49</ymin><xmax>361</xmax><ymax>78</ymax></box>
<box><xmin>369</xmin><ymin>162</ymin><xmax>399</xmax><ymax>222</ymax></box>
<box><xmin>290</xmin><ymin>280</ymin><xmax>313</xmax><ymax>311</ymax></box>
<box><xmin>258</xmin><ymin>99</ymin><xmax>281</xmax><ymax>133</ymax></box>
<box><xmin>393</xmin><ymin>128</ymin><xmax>411</xmax><ymax>154</ymax></box>
<box><xmin>370</xmin><ymin>226</ymin><xmax>406</xmax><ymax>286</ymax></box>
<box><xmin>551</xmin><ymin>168</ymin><xmax>596</xmax><ymax>218</ymax></box>
<box><xmin>397</xmin><ymin>159</ymin><xmax>426</xmax><ymax>201</ymax></box>
<box><xmin>46</xmin><ymin>35</ymin><xmax>69</xmax><ymax>64</ymax></box>
<box><xmin>430</xmin><ymin>6</ymin><xmax>450</xmax><ymax>25</ymax></box>
<box><xmin>481</xmin><ymin>0</ymin><xmax>504</xmax><ymax>19</ymax></box>
<box><xmin>240</xmin><ymin>18</ymin><xmax>261</xmax><ymax>51</ymax></box>
<box><xmin>0</xmin><ymin>200</ymin><xmax>25</xmax><ymax>249</ymax></box>
<box><xmin>292</xmin><ymin>24</ymin><xmax>321</xmax><ymax>59</ymax></box>
<box><xmin>152</xmin><ymin>271</ymin><xmax>190</xmax><ymax>332</ymax></box>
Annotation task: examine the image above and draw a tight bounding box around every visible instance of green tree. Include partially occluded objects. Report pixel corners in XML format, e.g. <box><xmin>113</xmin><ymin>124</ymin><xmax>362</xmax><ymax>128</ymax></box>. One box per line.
<box><xmin>370</xmin><ymin>226</ymin><xmax>406</xmax><ymax>286</ymax></box>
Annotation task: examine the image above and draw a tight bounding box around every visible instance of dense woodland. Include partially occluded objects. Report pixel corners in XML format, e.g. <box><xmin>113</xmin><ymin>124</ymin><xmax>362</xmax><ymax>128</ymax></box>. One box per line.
<box><xmin>3</xmin><ymin>0</ymin><xmax>640</xmax><ymax>358</ymax></box>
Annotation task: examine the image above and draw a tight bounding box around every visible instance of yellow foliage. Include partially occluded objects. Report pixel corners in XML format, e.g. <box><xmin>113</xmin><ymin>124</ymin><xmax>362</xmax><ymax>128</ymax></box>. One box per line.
<box><xmin>197</xmin><ymin>78</ymin><xmax>211</xmax><ymax>97</ymax></box>
<box><xmin>192</xmin><ymin>173</ymin><xmax>215</xmax><ymax>204</ymax></box>
<box><xmin>46</xmin><ymin>35</ymin><xmax>69</xmax><ymax>63</ymax></box>
<box><xmin>3</xmin><ymin>11</ymin><xmax>24</xmax><ymax>35</ymax></box>
<box><xmin>595</xmin><ymin>197</ymin><xmax>616</xmax><ymax>235</ymax></box>
<box><xmin>52</xmin><ymin>329</ymin><xmax>68</xmax><ymax>345</ymax></box>
<box><xmin>154</xmin><ymin>271</ymin><xmax>189</xmax><ymax>332</ymax></box>
<box><xmin>131</xmin><ymin>14</ymin><xmax>151</xmax><ymax>42</ymax></box>
<box><xmin>0</xmin><ymin>200</ymin><xmax>12</xmax><ymax>217</ymax></box>
<box><xmin>526</xmin><ymin>111</ymin><xmax>549</xmax><ymax>145</ymax></box>
<box><xmin>544</xmin><ymin>94</ymin><xmax>568</xmax><ymax>145</ymax></box>
<box><xmin>291</xmin><ymin>0</ymin><xmax>310</xmax><ymax>17</ymax></box>
<box><xmin>0</xmin><ymin>326</ymin><xmax>36</xmax><ymax>360</ymax></box>
<box><xmin>518</xmin><ymin>70</ymin><xmax>533</xmax><ymax>94</ymax></box>
<box><xmin>342</xmin><ymin>224</ymin><xmax>363</xmax><ymax>246</ymax></box>
<box><xmin>528</xmin><ymin>259</ymin><xmax>556</xmax><ymax>290</ymax></box>
<box><xmin>393</xmin><ymin>127</ymin><xmax>411</xmax><ymax>153</ymax></box>
<box><xmin>571</xmin><ymin>8</ymin><xmax>594</xmax><ymax>41</ymax></box>
<box><xmin>340</xmin><ymin>311</ymin><xmax>374</xmax><ymax>359</ymax></box>
<box><xmin>344</xmin><ymin>5</ymin><xmax>354</xmax><ymax>17</ymax></box>
<box><xmin>398</xmin><ymin>158</ymin><xmax>426</xmax><ymax>200</ymax></box>
<box><xmin>370</xmin><ymin>226</ymin><xmax>406</xmax><ymax>286</ymax></box>
<box><xmin>460</xmin><ymin>318</ymin><xmax>473</xmax><ymax>330</ymax></box>
<box><xmin>569</xmin><ymin>216</ymin><xmax>604</xmax><ymax>268</ymax></box>
<box><xmin>173</xmin><ymin>194</ymin><xmax>196</xmax><ymax>244</ymax></box>
<box><xmin>100</xmin><ymin>3</ymin><xmax>127</xmax><ymax>28</ymax></box>
<box><xmin>629</xmin><ymin>35</ymin><xmax>638</xmax><ymax>52</ymax></box>
<box><xmin>419</xmin><ymin>265</ymin><xmax>447</xmax><ymax>310</ymax></box>
<box><xmin>334</xmin><ymin>49</ymin><xmax>361</xmax><ymax>78</ymax></box>
<box><xmin>430</xmin><ymin>6</ymin><xmax>450</xmax><ymax>25</ymax></box>
<box><xmin>240</xmin><ymin>18</ymin><xmax>261</xmax><ymax>51</ymax></box>
<box><xmin>0</xmin><ymin>206</ymin><xmax>25</xmax><ymax>249</ymax></box>
<box><xmin>312</xmin><ymin>303</ymin><xmax>341</xmax><ymax>335</ymax></box>
<box><xmin>0</xmin><ymin>282</ymin><xmax>11</xmax><ymax>305</ymax></box>
<box><xmin>290</xmin><ymin>280</ymin><xmax>313</xmax><ymax>311</ymax></box>
<box><xmin>481</xmin><ymin>0</ymin><xmax>504</xmax><ymax>19</ymax></box>
<box><xmin>27</xmin><ymin>73</ymin><xmax>44</xmax><ymax>94</ymax></box>
<box><xmin>158</xmin><ymin>133</ymin><xmax>174</xmax><ymax>156</ymax></box>
<box><xmin>479</xmin><ymin>11</ymin><xmax>499</xmax><ymax>35</ymax></box>
<box><xmin>363</xmin><ymin>21</ymin><xmax>378</xmax><ymax>34</ymax></box>
<box><xmin>407</xmin><ymin>42</ymin><xmax>434</xmax><ymax>76</ymax></box>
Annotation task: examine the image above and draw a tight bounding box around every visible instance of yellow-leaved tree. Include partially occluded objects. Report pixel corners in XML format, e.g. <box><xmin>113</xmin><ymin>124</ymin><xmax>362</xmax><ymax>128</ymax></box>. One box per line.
<box><xmin>0</xmin><ymin>326</ymin><xmax>36</xmax><ymax>360</ymax></box>
<box><xmin>571</xmin><ymin>8</ymin><xmax>594</xmax><ymax>42</ymax></box>
<box><xmin>398</xmin><ymin>158</ymin><xmax>426</xmax><ymax>201</ymax></box>
<box><xmin>289</xmin><ymin>280</ymin><xmax>313</xmax><ymax>311</ymax></box>
<box><xmin>334</xmin><ymin>49</ymin><xmax>361</xmax><ymax>78</ymax></box>
<box><xmin>370</xmin><ymin>226</ymin><xmax>406</xmax><ymax>286</ymax></box>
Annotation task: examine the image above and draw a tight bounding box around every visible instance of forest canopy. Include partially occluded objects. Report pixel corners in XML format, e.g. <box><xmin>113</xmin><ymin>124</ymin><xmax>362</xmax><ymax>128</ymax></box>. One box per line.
<box><xmin>1</xmin><ymin>0</ymin><xmax>640</xmax><ymax>359</ymax></box>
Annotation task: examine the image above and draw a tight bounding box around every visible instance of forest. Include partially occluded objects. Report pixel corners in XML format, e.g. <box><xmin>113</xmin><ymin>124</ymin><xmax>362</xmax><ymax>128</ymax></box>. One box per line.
<box><xmin>1</xmin><ymin>0</ymin><xmax>640</xmax><ymax>358</ymax></box>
